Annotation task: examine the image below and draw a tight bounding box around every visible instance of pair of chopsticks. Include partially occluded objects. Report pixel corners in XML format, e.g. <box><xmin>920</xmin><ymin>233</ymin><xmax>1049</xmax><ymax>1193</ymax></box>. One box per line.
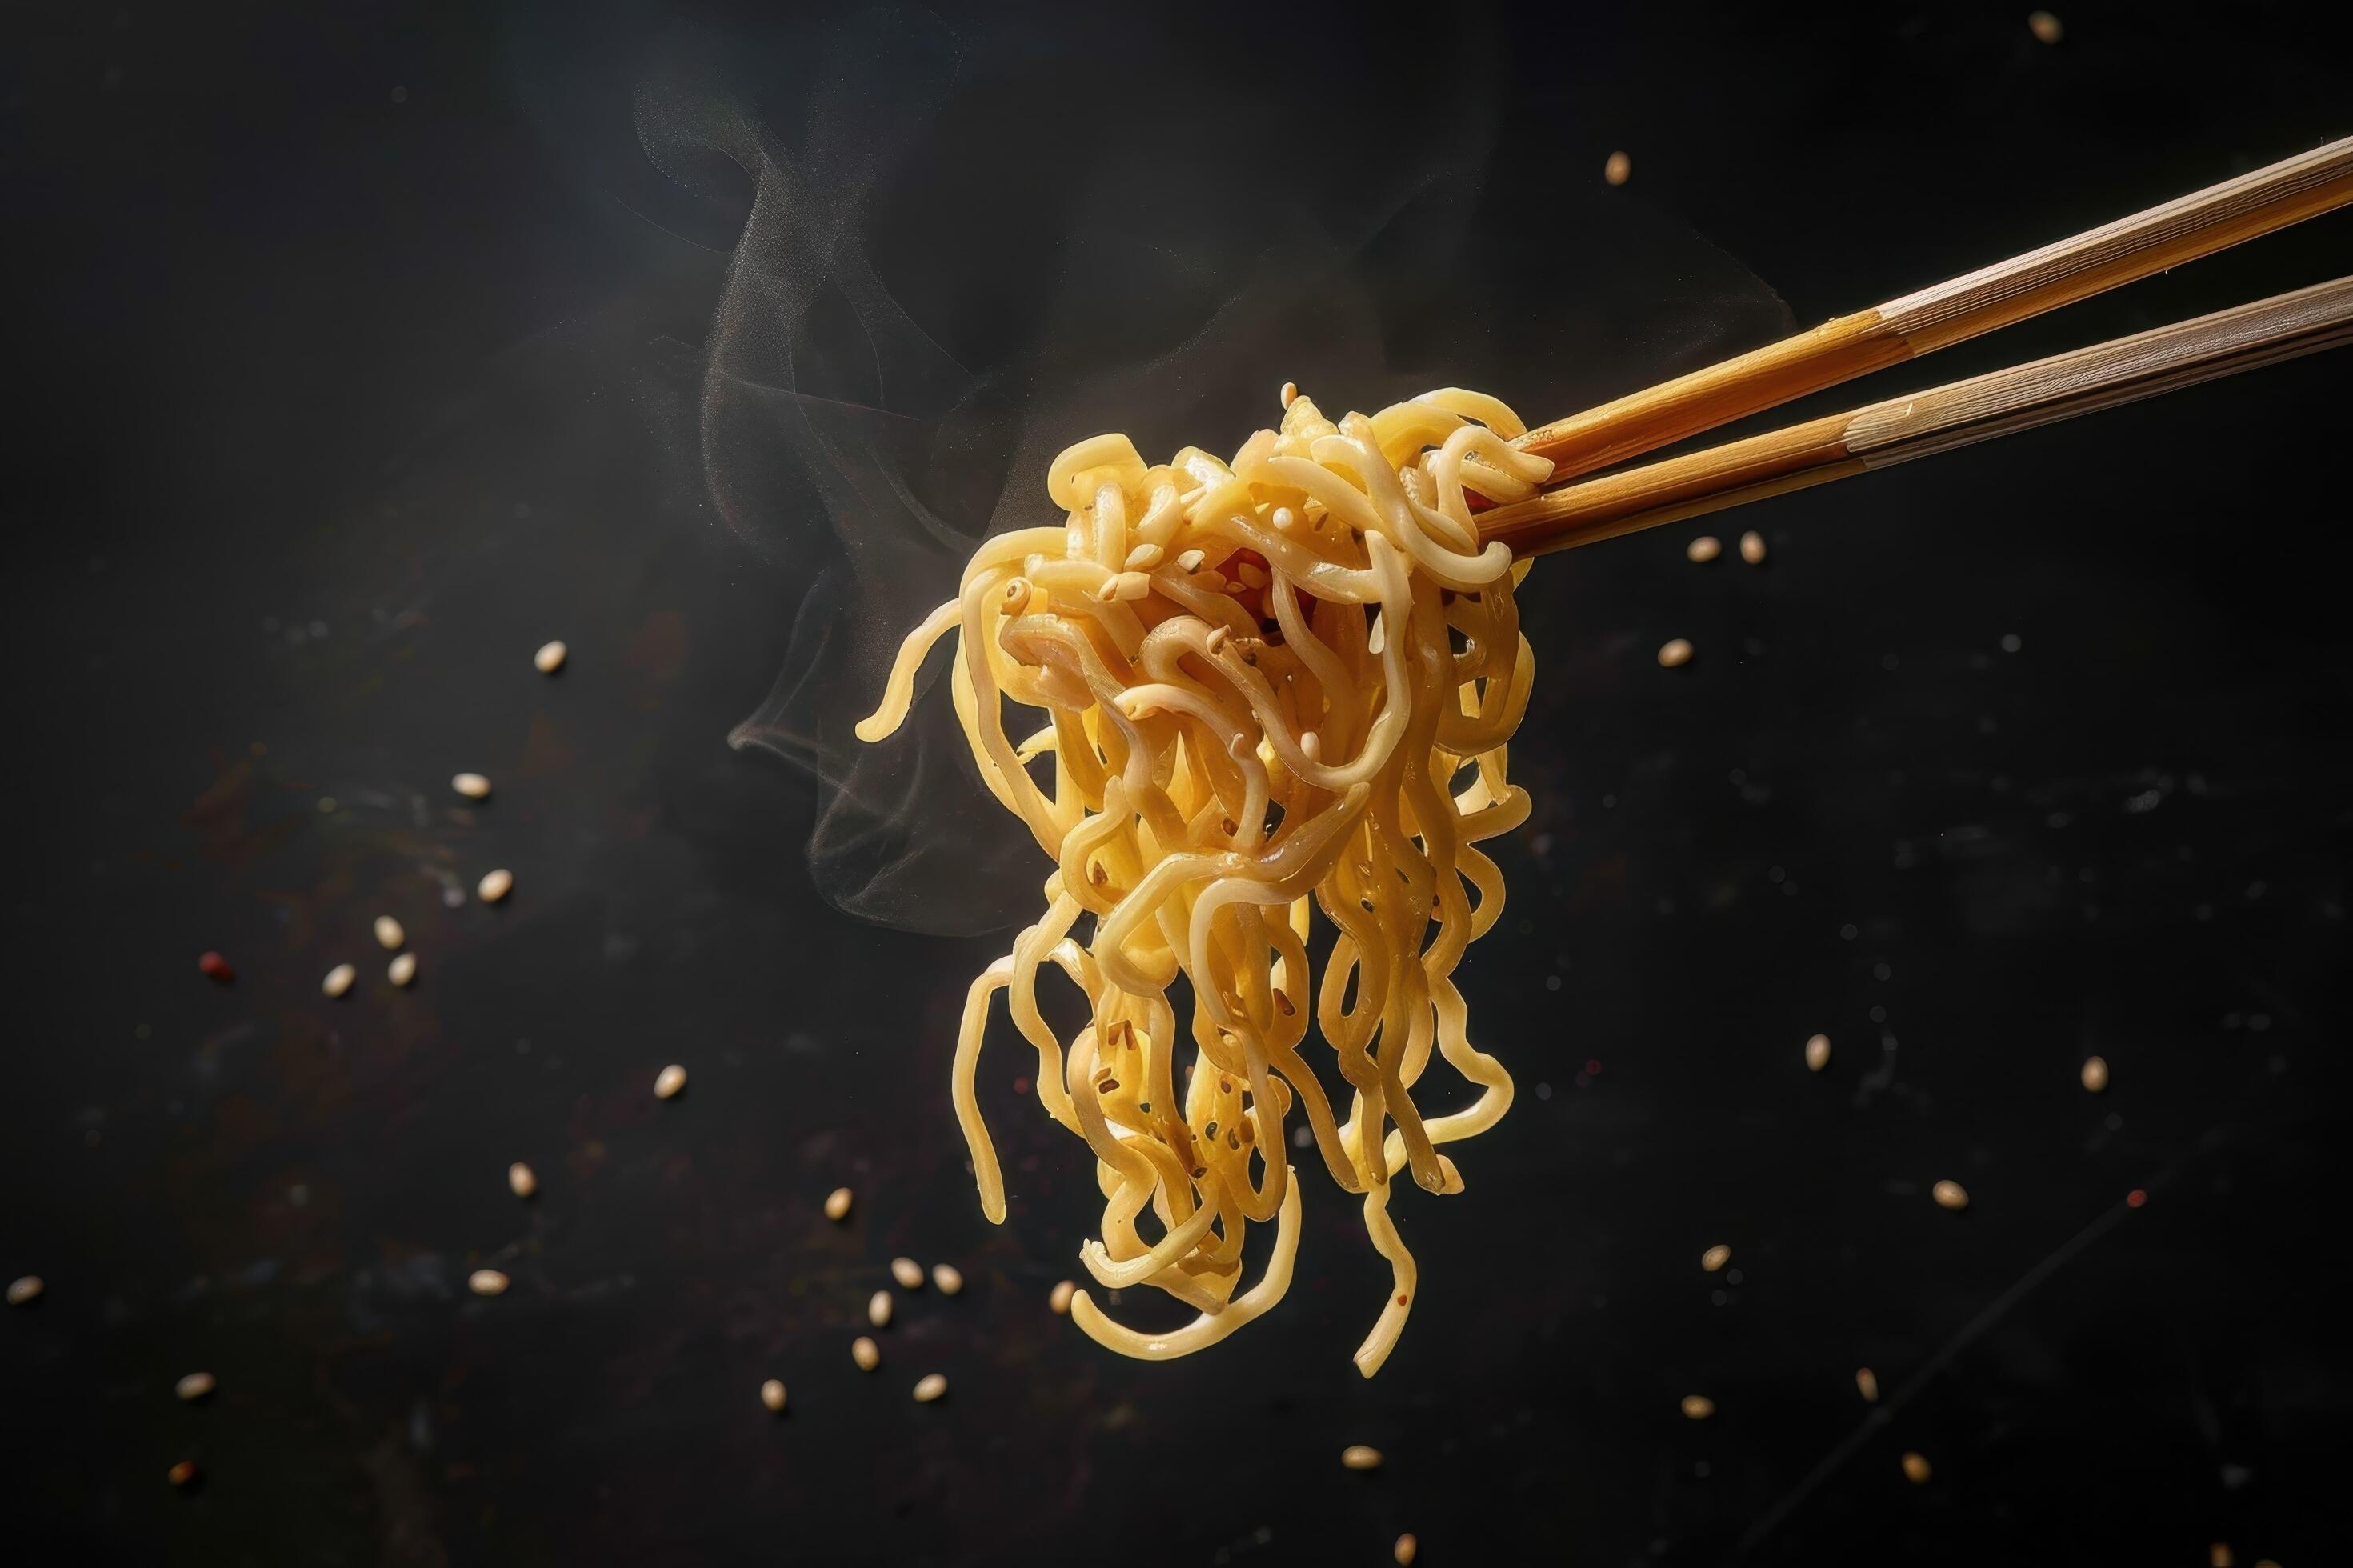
<box><xmin>1479</xmin><ymin>136</ymin><xmax>2353</xmax><ymax>557</ymax></box>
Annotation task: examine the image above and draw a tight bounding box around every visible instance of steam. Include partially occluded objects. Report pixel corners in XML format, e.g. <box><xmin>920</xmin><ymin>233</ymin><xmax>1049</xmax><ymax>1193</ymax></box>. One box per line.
<box><xmin>622</xmin><ymin>6</ymin><xmax>1793</xmax><ymax>936</ymax></box>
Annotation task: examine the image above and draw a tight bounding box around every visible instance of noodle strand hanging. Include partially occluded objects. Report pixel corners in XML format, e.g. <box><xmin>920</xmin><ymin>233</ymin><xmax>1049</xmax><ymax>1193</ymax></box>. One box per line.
<box><xmin>857</xmin><ymin>387</ymin><xmax>1550</xmax><ymax>1375</ymax></box>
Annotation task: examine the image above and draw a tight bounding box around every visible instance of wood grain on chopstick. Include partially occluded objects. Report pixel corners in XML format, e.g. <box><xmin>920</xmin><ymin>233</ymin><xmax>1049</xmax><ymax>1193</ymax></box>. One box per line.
<box><xmin>1480</xmin><ymin>276</ymin><xmax>2353</xmax><ymax>558</ymax></box>
<box><xmin>1513</xmin><ymin>135</ymin><xmax>2353</xmax><ymax>482</ymax></box>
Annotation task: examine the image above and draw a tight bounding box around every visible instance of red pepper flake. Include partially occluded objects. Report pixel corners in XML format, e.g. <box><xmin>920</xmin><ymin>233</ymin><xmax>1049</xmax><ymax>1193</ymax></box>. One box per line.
<box><xmin>1396</xmin><ymin>1294</ymin><xmax>1408</xmax><ymax>1306</ymax></box>
<box><xmin>2125</xmin><ymin>1188</ymin><xmax>2147</xmax><ymax>1209</ymax></box>
<box><xmin>197</xmin><ymin>951</ymin><xmax>235</xmax><ymax>983</ymax></box>
<box><xmin>1013</xmin><ymin>1076</ymin><xmax>1030</xmax><ymax>1096</ymax></box>
<box><xmin>167</xmin><ymin>1460</ymin><xmax>201</xmax><ymax>1489</ymax></box>
<box><xmin>1584</xmin><ymin>1058</ymin><xmax>1602</xmax><ymax>1077</ymax></box>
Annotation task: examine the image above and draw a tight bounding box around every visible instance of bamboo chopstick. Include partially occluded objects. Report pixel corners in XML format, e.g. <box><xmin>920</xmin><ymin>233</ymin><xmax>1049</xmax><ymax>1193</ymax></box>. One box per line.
<box><xmin>1476</xmin><ymin>274</ymin><xmax>2353</xmax><ymax>559</ymax></box>
<box><xmin>1511</xmin><ymin>135</ymin><xmax>2353</xmax><ymax>483</ymax></box>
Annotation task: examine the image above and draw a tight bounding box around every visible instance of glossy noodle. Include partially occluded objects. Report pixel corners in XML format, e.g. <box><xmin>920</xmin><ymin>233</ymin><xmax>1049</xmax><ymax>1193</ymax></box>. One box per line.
<box><xmin>856</xmin><ymin>387</ymin><xmax>1550</xmax><ymax>1375</ymax></box>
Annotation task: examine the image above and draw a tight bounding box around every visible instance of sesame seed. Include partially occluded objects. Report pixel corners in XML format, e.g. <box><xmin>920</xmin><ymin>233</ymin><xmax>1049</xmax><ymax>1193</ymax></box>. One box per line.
<box><xmin>387</xmin><ymin>952</ymin><xmax>418</xmax><ymax>987</ymax></box>
<box><xmin>1805</xmin><ymin>1034</ymin><xmax>1831</xmax><ymax>1071</ymax></box>
<box><xmin>468</xmin><ymin>1268</ymin><xmax>510</xmax><ymax>1297</ymax></box>
<box><xmin>654</xmin><ymin>1064</ymin><xmax>687</xmax><ymax>1100</ymax></box>
<box><xmin>2027</xmin><ymin>10</ymin><xmax>2063</xmax><ymax>45</ymax></box>
<box><xmin>1603</xmin><ymin>150</ymin><xmax>1632</xmax><ymax>186</ymax></box>
<box><xmin>1176</xmin><ymin>550</ymin><xmax>1206</xmax><ymax>573</ymax></box>
<box><xmin>930</xmin><ymin>1262</ymin><xmax>963</xmax><ymax>1296</ymax></box>
<box><xmin>174</xmin><ymin>1372</ymin><xmax>216</xmax><ymax>1402</ymax></box>
<box><xmin>1855</xmin><ymin>1366</ymin><xmax>1879</xmax><ymax>1402</ymax></box>
<box><xmin>1932</xmin><ymin>1179</ymin><xmax>1970</xmax><ymax>1210</ymax></box>
<box><xmin>1700</xmin><ymin>1245</ymin><xmax>1731</xmax><ymax>1273</ymax></box>
<box><xmin>1739</xmin><ymin>530</ymin><xmax>1767</xmax><ymax>565</ymax></box>
<box><xmin>868</xmin><ymin>1290</ymin><xmax>894</xmax><ymax>1328</ymax></box>
<box><xmin>534</xmin><ymin>639</ymin><xmax>567</xmax><ymax>674</ymax></box>
<box><xmin>1657</xmin><ymin>638</ymin><xmax>1694</xmax><ymax>669</ymax></box>
<box><xmin>1680</xmin><ymin>1394</ymin><xmax>1716</xmax><ymax>1420</ymax></box>
<box><xmin>890</xmin><ymin>1257</ymin><xmax>924</xmax><ymax>1290</ymax></box>
<box><xmin>1394</xmin><ymin>1534</ymin><xmax>1419</xmax><ymax>1566</ymax></box>
<box><xmin>1340</xmin><ymin>1445</ymin><xmax>1383</xmax><ymax>1471</ymax></box>
<box><xmin>476</xmin><ymin>868</ymin><xmax>514</xmax><ymax>904</ymax></box>
<box><xmin>168</xmin><ymin>1460</ymin><xmax>201</xmax><ymax>1489</ymax></box>
<box><xmin>322</xmin><ymin>963</ymin><xmax>356</xmax><ymax>998</ymax></box>
<box><xmin>912</xmin><ymin>1373</ymin><xmax>948</xmax><ymax>1403</ymax></box>
<box><xmin>1280</xmin><ymin>382</ymin><xmax>1299</xmax><ymax>409</ymax></box>
<box><xmin>851</xmin><ymin>1335</ymin><xmax>880</xmax><ymax>1371</ymax></box>
<box><xmin>1685</xmin><ymin>535</ymin><xmax>1722</xmax><ymax>563</ymax></box>
<box><xmin>1901</xmin><ymin>1451</ymin><xmax>1931</xmax><ymax>1483</ymax></box>
<box><xmin>1049</xmin><ymin>1279</ymin><xmax>1075</xmax><ymax>1314</ymax></box>
<box><xmin>451</xmin><ymin>772</ymin><xmax>492</xmax><ymax>800</ymax></box>
<box><xmin>507</xmin><ymin>1162</ymin><xmax>538</xmax><ymax>1199</ymax></box>
<box><xmin>824</xmin><ymin>1186</ymin><xmax>854</xmax><ymax>1222</ymax></box>
<box><xmin>6</xmin><ymin>1276</ymin><xmax>42</xmax><ymax>1307</ymax></box>
<box><xmin>374</xmin><ymin>916</ymin><xmax>406</xmax><ymax>951</ymax></box>
<box><xmin>2080</xmin><ymin>1055</ymin><xmax>2110</xmax><ymax>1092</ymax></box>
<box><xmin>759</xmin><ymin>1378</ymin><xmax>786</xmax><ymax>1413</ymax></box>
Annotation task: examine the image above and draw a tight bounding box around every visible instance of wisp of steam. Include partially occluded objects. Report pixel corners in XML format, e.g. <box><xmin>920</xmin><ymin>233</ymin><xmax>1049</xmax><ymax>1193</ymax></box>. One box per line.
<box><xmin>621</xmin><ymin>6</ymin><xmax>1791</xmax><ymax>936</ymax></box>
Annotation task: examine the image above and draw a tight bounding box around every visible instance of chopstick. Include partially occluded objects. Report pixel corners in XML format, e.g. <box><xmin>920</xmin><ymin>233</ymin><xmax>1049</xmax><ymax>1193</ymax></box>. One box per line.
<box><xmin>1475</xmin><ymin>274</ymin><xmax>2353</xmax><ymax>558</ymax></box>
<box><xmin>1511</xmin><ymin>135</ymin><xmax>2353</xmax><ymax>483</ymax></box>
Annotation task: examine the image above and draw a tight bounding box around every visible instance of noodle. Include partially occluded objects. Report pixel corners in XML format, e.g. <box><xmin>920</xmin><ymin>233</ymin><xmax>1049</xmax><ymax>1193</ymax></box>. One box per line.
<box><xmin>857</xmin><ymin>388</ymin><xmax>1550</xmax><ymax>1374</ymax></box>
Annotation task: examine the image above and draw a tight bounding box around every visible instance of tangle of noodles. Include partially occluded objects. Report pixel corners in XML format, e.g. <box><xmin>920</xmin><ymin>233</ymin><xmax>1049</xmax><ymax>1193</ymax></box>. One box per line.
<box><xmin>856</xmin><ymin>387</ymin><xmax>1551</xmax><ymax>1375</ymax></box>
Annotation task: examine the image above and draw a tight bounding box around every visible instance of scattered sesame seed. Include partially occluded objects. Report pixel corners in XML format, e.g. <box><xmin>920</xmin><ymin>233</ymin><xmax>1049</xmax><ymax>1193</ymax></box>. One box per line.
<box><xmin>168</xmin><ymin>1460</ymin><xmax>201</xmax><ymax>1489</ymax></box>
<box><xmin>374</xmin><ymin>915</ymin><xmax>406</xmax><ymax>950</ymax></box>
<box><xmin>6</xmin><ymin>1276</ymin><xmax>42</xmax><ymax>1307</ymax></box>
<box><xmin>174</xmin><ymin>1372</ymin><xmax>216</xmax><ymax>1402</ymax></box>
<box><xmin>2080</xmin><ymin>1054</ymin><xmax>2110</xmax><ymax>1092</ymax></box>
<box><xmin>654</xmin><ymin>1064</ymin><xmax>687</xmax><ymax>1100</ymax></box>
<box><xmin>824</xmin><ymin>1186</ymin><xmax>854</xmax><ymax>1222</ymax></box>
<box><xmin>507</xmin><ymin>1162</ymin><xmax>538</xmax><ymax>1199</ymax></box>
<box><xmin>1394</xmin><ymin>1534</ymin><xmax>1419</xmax><ymax>1566</ymax></box>
<box><xmin>891</xmin><ymin>1257</ymin><xmax>924</xmax><ymax>1290</ymax></box>
<box><xmin>760</xmin><ymin>1378</ymin><xmax>786</xmax><ymax>1413</ymax></box>
<box><xmin>468</xmin><ymin>1268</ymin><xmax>509</xmax><ymax>1297</ymax></box>
<box><xmin>476</xmin><ymin>868</ymin><xmax>514</xmax><ymax>904</ymax></box>
<box><xmin>1855</xmin><ymin>1366</ymin><xmax>1880</xmax><ymax>1402</ymax></box>
<box><xmin>1931</xmin><ymin>1179</ymin><xmax>1970</xmax><ymax>1210</ymax></box>
<box><xmin>851</xmin><ymin>1335</ymin><xmax>880</xmax><ymax>1371</ymax></box>
<box><xmin>1739</xmin><ymin>530</ymin><xmax>1767</xmax><ymax>565</ymax></box>
<box><xmin>452</xmin><ymin>772</ymin><xmax>492</xmax><ymax>800</ymax></box>
<box><xmin>1700</xmin><ymin>1245</ymin><xmax>1731</xmax><ymax>1273</ymax></box>
<box><xmin>1680</xmin><ymin>1394</ymin><xmax>1716</xmax><ymax>1420</ymax></box>
<box><xmin>1603</xmin><ymin>150</ymin><xmax>1632</xmax><ymax>186</ymax></box>
<box><xmin>1806</xmin><ymin>1034</ymin><xmax>1831</xmax><ymax>1071</ymax></box>
<box><xmin>912</xmin><ymin>1373</ymin><xmax>948</xmax><ymax>1403</ymax></box>
<box><xmin>1685</xmin><ymin>535</ymin><xmax>1722</xmax><ymax>563</ymax></box>
<box><xmin>868</xmin><ymin>1290</ymin><xmax>894</xmax><ymax>1329</ymax></box>
<box><xmin>2027</xmin><ymin>10</ymin><xmax>2063</xmax><ymax>44</ymax></box>
<box><xmin>1657</xmin><ymin>638</ymin><xmax>1694</xmax><ymax>669</ymax></box>
<box><xmin>1901</xmin><ymin>1451</ymin><xmax>1931</xmax><ymax>1483</ymax></box>
<box><xmin>930</xmin><ymin>1262</ymin><xmax>964</xmax><ymax>1296</ymax></box>
<box><xmin>1340</xmin><ymin>1444</ymin><xmax>1383</xmax><ymax>1471</ymax></box>
<box><xmin>1176</xmin><ymin>549</ymin><xmax>1206</xmax><ymax>573</ymax></box>
<box><xmin>322</xmin><ymin>963</ymin><xmax>356</xmax><ymax>998</ymax></box>
<box><xmin>387</xmin><ymin>952</ymin><xmax>418</xmax><ymax>987</ymax></box>
<box><xmin>534</xmin><ymin>640</ymin><xmax>567</xmax><ymax>674</ymax></box>
<box><xmin>1049</xmin><ymin>1279</ymin><xmax>1076</xmax><ymax>1314</ymax></box>
<box><xmin>1280</xmin><ymin>382</ymin><xmax>1299</xmax><ymax>409</ymax></box>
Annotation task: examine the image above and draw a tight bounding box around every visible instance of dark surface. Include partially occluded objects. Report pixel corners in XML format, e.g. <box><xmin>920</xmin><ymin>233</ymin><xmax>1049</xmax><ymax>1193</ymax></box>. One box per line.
<box><xmin>4</xmin><ymin>2</ymin><xmax>2351</xmax><ymax>1564</ymax></box>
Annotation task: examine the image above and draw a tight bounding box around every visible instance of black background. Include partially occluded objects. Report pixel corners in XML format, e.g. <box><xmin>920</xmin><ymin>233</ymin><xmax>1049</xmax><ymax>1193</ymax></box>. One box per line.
<box><xmin>4</xmin><ymin>2</ymin><xmax>2351</xmax><ymax>1564</ymax></box>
